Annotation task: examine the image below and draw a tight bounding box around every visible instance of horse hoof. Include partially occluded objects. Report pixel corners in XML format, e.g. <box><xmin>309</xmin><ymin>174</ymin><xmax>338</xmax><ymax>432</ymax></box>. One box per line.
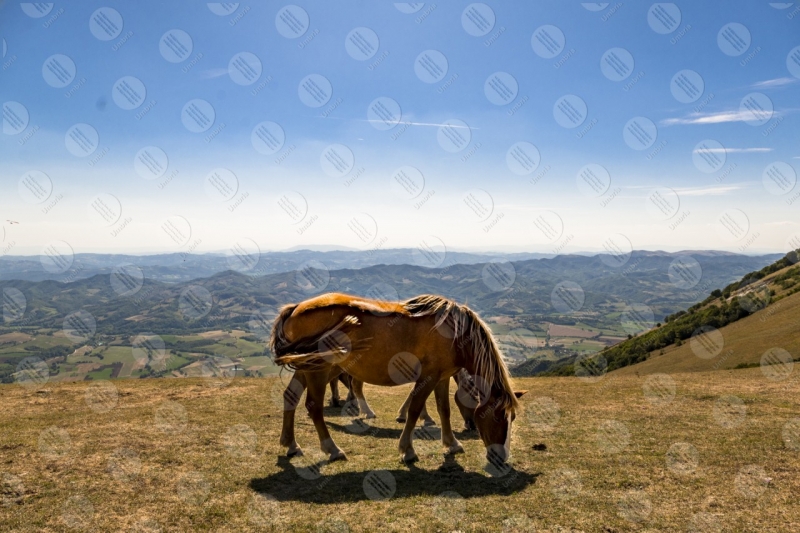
<box><xmin>365</xmin><ymin>413</ymin><xmax>377</xmax><ymax>420</ymax></box>
<box><xmin>396</xmin><ymin>416</ymin><xmax>406</xmax><ymax>423</ymax></box>
<box><xmin>422</xmin><ymin>419</ymin><xmax>437</xmax><ymax>427</ymax></box>
<box><xmin>446</xmin><ymin>444</ymin><xmax>465</xmax><ymax>455</ymax></box>
<box><xmin>329</xmin><ymin>450</ymin><xmax>348</xmax><ymax>462</ymax></box>
<box><xmin>401</xmin><ymin>450</ymin><xmax>419</xmax><ymax>464</ymax></box>
<box><xmin>287</xmin><ymin>447</ymin><xmax>304</xmax><ymax>458</ymax></box>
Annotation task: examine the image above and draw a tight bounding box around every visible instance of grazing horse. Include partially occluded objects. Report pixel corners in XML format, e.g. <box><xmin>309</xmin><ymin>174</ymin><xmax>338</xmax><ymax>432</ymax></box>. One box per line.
<box><xmin>271</xmin><ymin>293</ymin><xmax>525</xmax><ymax>464</ymax></box>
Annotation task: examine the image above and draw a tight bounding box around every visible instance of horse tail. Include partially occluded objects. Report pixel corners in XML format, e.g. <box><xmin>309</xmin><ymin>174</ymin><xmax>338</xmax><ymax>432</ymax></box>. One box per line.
<box><xmin>269</xmin><ymin>303</ymin><xmax>298</xmax><ymax>357</ymax></box>
<box><xmin>273</xmin><ymin>314</ymin><xmax>364</xmax><ymax>371</ymax></box>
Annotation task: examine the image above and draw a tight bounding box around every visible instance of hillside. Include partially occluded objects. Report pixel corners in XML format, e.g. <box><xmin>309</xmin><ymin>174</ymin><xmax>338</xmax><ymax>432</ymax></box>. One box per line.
<box><xmin>530</xmin><ymin>250</ymin><xmax>800</xmax><ymax>378</ymax></box>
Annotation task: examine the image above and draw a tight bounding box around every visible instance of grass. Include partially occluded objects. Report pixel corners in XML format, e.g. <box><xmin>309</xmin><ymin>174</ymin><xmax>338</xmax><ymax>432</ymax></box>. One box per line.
<box><xmin>1</xmin><ymin>368</ymin><xmax>798</xmax><ymax>532</ymax></box>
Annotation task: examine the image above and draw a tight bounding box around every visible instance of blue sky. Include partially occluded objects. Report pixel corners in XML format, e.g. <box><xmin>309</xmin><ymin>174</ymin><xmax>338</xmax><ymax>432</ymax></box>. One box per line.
<box><xmin>1</xmin><ymin>1</ymin><xmax>799</xmax><ymax>256</ymax></box>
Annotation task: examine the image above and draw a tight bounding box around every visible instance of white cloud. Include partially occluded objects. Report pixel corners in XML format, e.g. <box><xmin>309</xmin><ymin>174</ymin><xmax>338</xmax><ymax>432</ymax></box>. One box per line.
<box><xmin>661</xmin><ymin>110</ymin><xmax>756</xmax><ymax>126</ymax></box>
<box><xmin>751</xmin><ymin>77</ymin><xmax>798</xmax><ymax>89</ymax></box>
<box><xmin>673</xmin><ymin>184</ymin><xmax>746</xmax><ymax>196</ymax></box>
<box><xmin>692</xmin><ymin>147</ymin><xmax>773</xmax><ymax>154</ymax></box>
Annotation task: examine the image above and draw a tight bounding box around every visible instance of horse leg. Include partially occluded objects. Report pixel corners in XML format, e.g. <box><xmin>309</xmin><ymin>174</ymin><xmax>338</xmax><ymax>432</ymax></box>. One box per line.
<box><xmin>280</xmin><ymin>373</ymin><xmax>307</xmax><ymax>457</ymax></box>
<box><xmin>341</xmin><ymin>373</ymin><xmax>355</xmax><ymax>404</ymax></box>
<box><xmin>397</xmin><ymin>388</ymin><xmax>436</xmax><ymax>426</ymax></box>
<box><xmin>329</xmin><ymin>375</ymin><xmax>341</xmax><ymax>407</ymax></box>
<box><xmin>454</xmin><ymin>371</ymin><xmax>477</xmax><ymax>431</ymax></box>
<box><xmin>305</xmin><ymin>371</ymin><xmax>347</xmax><ymax>462</ymax></box>
<box><xmin>351</xmin><ymin>378</ymin><xmax>376</xmax><ymax>419</ymax></box>
<box><xmin>398</xmin><ymin>379</ymin><xmax>438</xmax><ymax>463</ymax></box>
<box><xmin>435</xmin><ymin>378</ymin><xmax>464</xmax><ymax>454</ymax></box>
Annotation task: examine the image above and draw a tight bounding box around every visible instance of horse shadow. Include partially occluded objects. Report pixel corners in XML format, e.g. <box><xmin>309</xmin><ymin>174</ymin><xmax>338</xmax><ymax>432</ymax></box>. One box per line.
<box><xmin>249</xmin><ymin>455</ymin><xmax>540</xmax><ymax>503</ymax></box>
<box><xmin>325</xmin><ymin>420</ymin><xmax>480</xmax><ymax>441</ymax></box>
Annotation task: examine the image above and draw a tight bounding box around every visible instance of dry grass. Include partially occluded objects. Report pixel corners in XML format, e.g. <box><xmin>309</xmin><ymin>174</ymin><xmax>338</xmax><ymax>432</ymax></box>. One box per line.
<box><xmin>1</xmin><ymin>368</ymin><xmax>799</xmax><ymax>532</ymax></box>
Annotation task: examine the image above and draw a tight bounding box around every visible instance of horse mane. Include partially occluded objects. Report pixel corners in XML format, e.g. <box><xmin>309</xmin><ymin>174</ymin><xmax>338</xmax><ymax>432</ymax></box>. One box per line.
<box><xmin>402</xmin><ymin>294</ymin><xmax>520</xmax><ymax>414</ymax></box>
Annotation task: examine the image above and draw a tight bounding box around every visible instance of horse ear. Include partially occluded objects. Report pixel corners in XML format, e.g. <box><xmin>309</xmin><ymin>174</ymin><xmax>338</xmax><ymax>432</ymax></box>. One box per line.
<box><xmin>514</xmin><ymin>390</ymin><xmax>528</xmax><ymax>398</ymax></box>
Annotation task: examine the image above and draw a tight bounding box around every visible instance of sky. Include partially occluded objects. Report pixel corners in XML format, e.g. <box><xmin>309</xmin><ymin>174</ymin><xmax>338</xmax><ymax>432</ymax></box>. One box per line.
<box><xmin>1</xmin><ymin>1</ymin><xmax>800</xmax><ymax>258</ymax></box>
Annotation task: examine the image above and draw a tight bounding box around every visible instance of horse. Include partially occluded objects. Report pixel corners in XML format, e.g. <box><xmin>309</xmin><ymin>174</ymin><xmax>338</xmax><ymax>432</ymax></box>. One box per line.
<box><xmin>271</xmin><ymin>293</ymin><xmax>525</xmax><ymax>465</ymax></box>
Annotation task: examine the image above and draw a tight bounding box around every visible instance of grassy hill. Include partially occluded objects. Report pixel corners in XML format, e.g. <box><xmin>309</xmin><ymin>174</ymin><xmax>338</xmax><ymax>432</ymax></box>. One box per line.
<box><xmin>1</xmin><ymin>370</ymin><xmax>798</xmax><ymax>531</ymax></box>
<box><xmin>530</xmin><ymin>250</ymin><xmax>800</xmax><ymax>378</ymax></box>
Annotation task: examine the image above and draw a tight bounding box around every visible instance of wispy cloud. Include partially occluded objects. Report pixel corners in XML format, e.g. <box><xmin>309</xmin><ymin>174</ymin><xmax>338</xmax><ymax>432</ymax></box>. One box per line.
<box><xmin>751</xmin><ymin>77</ymin><xmax>798</xmax><ymax>89</ymax></box>
<box><xmin>199</xmin><ymin>68</ymin><xmax>229</xmax><ymax>79</ymax></box>
<box><xmin>661</xmin><ymin>110</ymin><xmax>758</xmax><ymax>126</ymax></box>
<box><xmin>673</xmin><ymin>184</ymin><xmax>747</xmax><ymax>196</ymax></box>
<box><xmin>692</xmin><ymin>147</ymin><xmax>773</xmax><ymax>154</ymax></box>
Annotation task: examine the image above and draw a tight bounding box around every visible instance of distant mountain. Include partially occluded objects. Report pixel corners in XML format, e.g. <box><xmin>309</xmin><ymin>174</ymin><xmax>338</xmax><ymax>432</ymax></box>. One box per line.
<box><xmin>0</xmin><ymin>251</ymin><xmax>782</xmax><ymax>341</ymax></box>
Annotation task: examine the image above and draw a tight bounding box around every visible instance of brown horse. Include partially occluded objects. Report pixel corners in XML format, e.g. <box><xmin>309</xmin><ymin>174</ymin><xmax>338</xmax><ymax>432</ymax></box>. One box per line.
<box><xmin>271</xmin><ymin>293</ymin><xmax>525</xmax><ymax>464</ymax></box>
